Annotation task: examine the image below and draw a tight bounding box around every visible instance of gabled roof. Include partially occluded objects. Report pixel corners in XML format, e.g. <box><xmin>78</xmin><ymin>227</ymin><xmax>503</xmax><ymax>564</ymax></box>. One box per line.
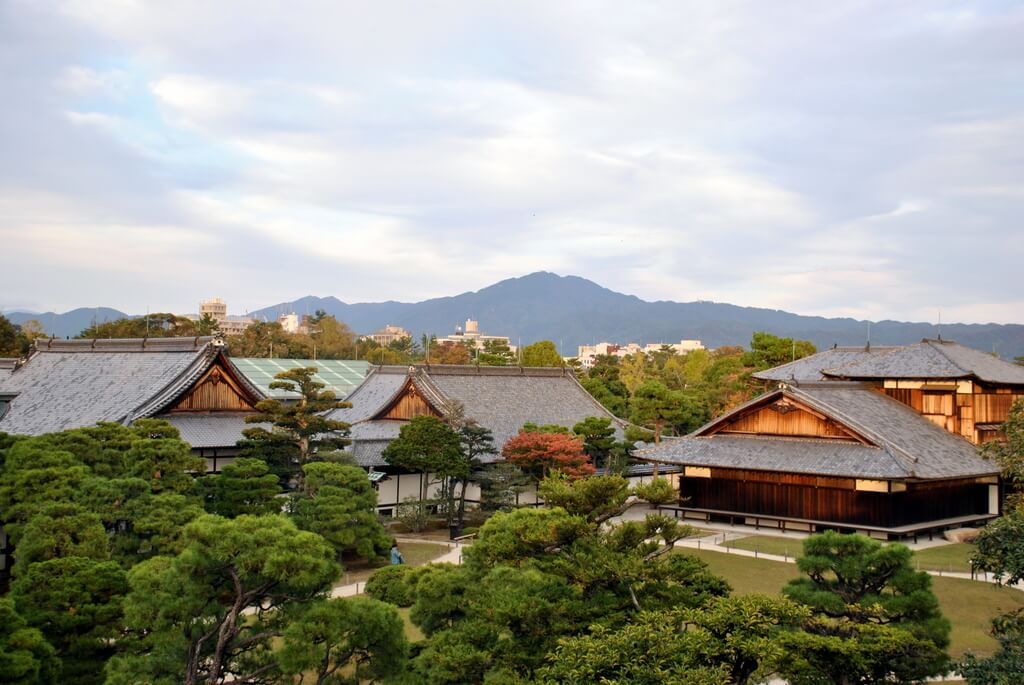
<box><xmin>753</xmin><ymin>346</ymin><xmax>897</xmax><ymax>382</ymax></box>
<box><xmin>637</xmin><ymin>382</ymin><xmax>997</xmax><ymax>481</ymax></box>
<box><xmin>331</xmin><ymin>364</ymin><xmax>629</xmax><ymax>466</ymax></box>
<box><xmin>756</xmin><ymin>339</ymin><xmax>1024</xmax><ymax>385</ymax></box>
<box><xmin>231</xmin><ymin>358</ymin><xmax>371</xmax><ymax>400</ymax></box>
<box><xmin>0</xmin><ymin>337</ymin><xmax>263</xmax><ymax>436</ymax></box>
<box><xmin>822</xmin><ymin>339</ymin><xmax>1024</xmax><ymax>384</ymax></box>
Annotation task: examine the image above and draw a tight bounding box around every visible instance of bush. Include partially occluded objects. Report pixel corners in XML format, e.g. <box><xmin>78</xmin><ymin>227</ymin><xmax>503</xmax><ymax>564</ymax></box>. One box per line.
<box><xmin>364</xmin><ymin>565</ymin><xmax>415</xmax><ymax>607</ymax></box>
<box><xmin>396</xmin><ymin>497</ymin><xmax>433</xmax><ymax>533</ymax></box>
<box><xmin>633</xmin><ymin>477</ymin><xmax>677</xmax><ymax>506</ymax></box>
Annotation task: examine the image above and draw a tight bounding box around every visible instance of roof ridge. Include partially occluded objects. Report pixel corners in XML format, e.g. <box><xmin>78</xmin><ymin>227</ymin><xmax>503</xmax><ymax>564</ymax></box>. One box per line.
<box><xmin>34</xmin><ymin>336</ymin><xmax>219</xmax><ymax>353</ymax></box>
<box><xmin>124</xmin><ymin>344</ymin><xmax>222</xmax><ymax>422</ymax></box>
<box><xmin>411</xmin><ymin>368</ymin><xmax>452</xmax><ymax>411</ymax></box>
<box><xmin>925</xmin><ymin>339</ymin><xmax>973</xmax><ymax>376</ymax></box>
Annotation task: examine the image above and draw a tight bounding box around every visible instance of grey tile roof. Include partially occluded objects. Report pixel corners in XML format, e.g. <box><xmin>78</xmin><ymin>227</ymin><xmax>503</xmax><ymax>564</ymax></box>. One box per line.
<box><xmin>331</xmin><ymin>368</ymin><xmax>409</xmax><ymax>423</ymax></box>
<box><xmin>637</xmin><ymin>382</ymin><xmax>998</xmax><ymax>481</ymax></box>
<box><xmin>0</xmin><ymin>337</ymin><xmax>227</xmax><ymax>435</ymax></box>
<box><xmin>162</xmin><ymin>412</ymin><xmax>267</xmax><ymax>449</ymax></box>
<box><xmin>821</xmin><ymin>339</ymin><xmax>1024</xmax><ymax>384</ymax></box>
<box><xmin>637</xmin><ymin>435</ymin><xmax>910</xmax><ymax>479</ymax></box>
<box><xmin>753</xmin><ymin>347</ymin><xmax>897</xmax><ymax>381</ymax></box>
<box><xmin>330</xmin><ymin>365</ymin><xmax>628</xmax><ymax>467</ymax></box>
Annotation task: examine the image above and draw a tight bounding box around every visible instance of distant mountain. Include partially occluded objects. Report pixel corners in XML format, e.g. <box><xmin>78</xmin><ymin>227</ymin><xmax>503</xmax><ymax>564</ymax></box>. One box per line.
<box><xmin>5</xmin><ymin>307</ymin><xmax>129</xmax><ymax>339</ymax></box>
<box><xmin>251</xmin><ymin>272</ymin><xmax>1024</xmax><ymax>359</ymax></box>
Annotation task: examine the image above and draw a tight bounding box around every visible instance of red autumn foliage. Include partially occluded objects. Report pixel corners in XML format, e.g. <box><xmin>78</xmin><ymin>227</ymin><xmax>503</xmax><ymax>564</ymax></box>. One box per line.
<box><xmin>501</xmin><ymin>431</ymin><xmax>595</xmax><ymax>480</ymax></box>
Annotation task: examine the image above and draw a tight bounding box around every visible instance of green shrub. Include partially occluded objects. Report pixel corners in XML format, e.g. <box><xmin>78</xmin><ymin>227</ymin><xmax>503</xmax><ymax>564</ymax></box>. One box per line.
<box><xmin>633</xmin><ymin>477</ymin><xmax>677</xmax><ymax>506</ymax></box>
<box><xmin>364</xmin><ymin>565</ymin><xmax>415</xmax><ymax>607</ymax></box>
<box><xmin>396</xmin><ymin>497</ymin><xmax>433</xmax><ymax>533</ymax></box>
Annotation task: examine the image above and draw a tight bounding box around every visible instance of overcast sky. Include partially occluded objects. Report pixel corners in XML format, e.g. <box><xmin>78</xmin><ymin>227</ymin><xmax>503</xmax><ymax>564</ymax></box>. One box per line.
<box><xmin>1</xmin><ymin>1</ymin><xmax>1021</xmax><ymax>323</ymax></box>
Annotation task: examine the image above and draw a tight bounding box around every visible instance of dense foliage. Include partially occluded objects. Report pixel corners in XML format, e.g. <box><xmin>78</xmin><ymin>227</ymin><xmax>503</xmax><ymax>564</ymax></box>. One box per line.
<box><xmin>0</xmin><ymin>418</ymin><xmax>397</xmax><ymax>684</ymax></box>
<box><xmin>964</xmin><ymin>399</ymin><xmax>1024</xmax><ymax>683</ymax></box>
<box><xmin>575</xmin><ymin>332</ymin><xmax>816</xmax><ymax>438</ymax></box>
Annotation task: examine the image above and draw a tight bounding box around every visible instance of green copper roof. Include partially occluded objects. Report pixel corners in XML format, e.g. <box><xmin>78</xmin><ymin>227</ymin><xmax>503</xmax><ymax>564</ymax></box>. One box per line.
<box><xmin>231</xmin><ymin>358</ymin><xmax>372</xmax><ymax>400</ymax></box>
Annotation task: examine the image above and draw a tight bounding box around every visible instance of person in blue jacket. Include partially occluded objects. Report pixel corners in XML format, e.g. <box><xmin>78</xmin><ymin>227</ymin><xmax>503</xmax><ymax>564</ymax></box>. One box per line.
<box><xmin>390</xmin><ymin>542</ymin><xmax>405</xmax><ymax>565</ymax></box>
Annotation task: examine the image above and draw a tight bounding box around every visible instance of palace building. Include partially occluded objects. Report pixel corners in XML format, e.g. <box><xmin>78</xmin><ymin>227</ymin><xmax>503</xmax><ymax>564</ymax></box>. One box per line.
<box><xmin>636</xmin><ymin>339</ymin><xmax>1020</xmax><ymax>538</ymax></box>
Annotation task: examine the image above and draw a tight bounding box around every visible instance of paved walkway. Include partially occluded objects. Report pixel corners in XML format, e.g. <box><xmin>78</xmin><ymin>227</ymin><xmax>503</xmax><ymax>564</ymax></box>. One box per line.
<box><xmin>329</xmin><ymin>538</ymin><xmax>466</xmax><ymax>598</ymax></box>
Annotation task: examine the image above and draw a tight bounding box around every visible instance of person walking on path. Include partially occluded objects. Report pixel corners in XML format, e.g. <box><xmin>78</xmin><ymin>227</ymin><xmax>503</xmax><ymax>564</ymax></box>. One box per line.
<box><xmin>390</xmin><ymin>542</ymin><xmax>405</xmax><ymax>565</ymax></box>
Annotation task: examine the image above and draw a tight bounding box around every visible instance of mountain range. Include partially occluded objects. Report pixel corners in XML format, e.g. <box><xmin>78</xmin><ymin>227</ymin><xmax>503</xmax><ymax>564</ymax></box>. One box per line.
<box><xmin>6</xmin><ymin>272</ymin><xmax>1024</xmax><ymax>358</ymax></box>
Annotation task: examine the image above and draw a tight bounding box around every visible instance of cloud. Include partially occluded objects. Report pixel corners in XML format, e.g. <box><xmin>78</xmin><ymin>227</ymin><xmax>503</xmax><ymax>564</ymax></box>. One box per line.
<box><xmin>0</xmin><ymin>1</ymin><xmax>1021</xmax><ymax>324</ymax></box>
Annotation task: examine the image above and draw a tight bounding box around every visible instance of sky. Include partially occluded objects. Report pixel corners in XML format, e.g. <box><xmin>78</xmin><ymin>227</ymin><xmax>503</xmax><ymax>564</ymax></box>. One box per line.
<box><xmin>1</xmin><ymin>1</ymin><xmax>1022</xmax><ymax>323</ymax></box>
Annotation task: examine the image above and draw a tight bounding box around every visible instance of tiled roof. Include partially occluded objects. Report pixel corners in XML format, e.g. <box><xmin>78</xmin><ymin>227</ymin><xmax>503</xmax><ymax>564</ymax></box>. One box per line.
<box><xmin>162</xmin><ymin>413</ymin><xmax>267</xmax><ymax>449</ymax></box>
<box><xmin>637</xmin><ymin>382</ymin><xmax>997</xmax><ymax>481</ymax></box>
<box><xmin>755</xmin><ymin>340</ymin><xmax>1024</xmax><ymax>385</ymax></box>
<box><xmin>823</xmin><ymin>339</ymin><xmax>1024</xmax><ymax>384</ymax></box>
<box><xmin>0</xmin><ymin>337</ymin><xmax>230</xmax><ymax>436</ymax></box>
<box><xmin>330</xmin><ymin>365</ymin><xmax>628</xmax><ymax>466</ymax></box>
<box><xmin>753</xmin><ymin>347</ymin><xmax>897</xmax><ymax>382</ymax></box>
<box><xmin>231</xmin><ymin>358</ymin><xmax>371</xmax><ymax>399</ymax></box>
<box><xmin>638</xmin><ymin>435</ymin><xmax>910</xmax><ymax>479</ymax></box>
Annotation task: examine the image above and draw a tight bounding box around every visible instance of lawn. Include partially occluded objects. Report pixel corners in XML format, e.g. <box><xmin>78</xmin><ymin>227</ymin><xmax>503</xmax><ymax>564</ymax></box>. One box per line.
<box><xmin>679</xmin><ymin>547</ymin><xmax>1024</xmax><ymax>657</ymax></box>
<box><xmin>913</xmin><ymin>543</ymin><xmax>976</xmax><ymax>574</ymax></box>
<box><xmin>336</xmin><ymin>541</ymin><xmax>450</xmax><ymax>586</ymax></box>
<box><xmin>722</xmin><ymin>535</ymin><xmax>805</xmax><ymax>559</ymax></box>
<box><xmin>724</xmin><ymin>536</ymin><xmax>979</xmax><ymax>575</ymax></box>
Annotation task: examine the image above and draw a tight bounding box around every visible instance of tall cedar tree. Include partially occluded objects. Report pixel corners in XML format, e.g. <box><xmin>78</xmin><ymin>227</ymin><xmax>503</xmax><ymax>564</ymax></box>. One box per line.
<box><xmin>242</xmin><ymin>367</ymin><xmax>351</xmax><ymax>488</ymax></box>
<box><xmin>501</xmin><ymin>430</ymin><xmax>595</xmax><ymax>481</ymax></box>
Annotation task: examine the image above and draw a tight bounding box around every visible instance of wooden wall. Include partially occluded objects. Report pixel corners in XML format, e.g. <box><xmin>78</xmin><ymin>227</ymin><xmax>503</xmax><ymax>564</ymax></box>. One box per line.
<box><xmin>715</xmin><ymin>401</ymin><xmax>859</xmax><ymax>440</ymax></box>
<box><xmin>882</xmin><ymin>381</ymin><xmax>1024</xmax><ymax>444</ymax></box>
<box><xmin>681</xmin><ymin>469</ymin><xmax>989</xmax><ymax>528</ymax></box>
<box><xmin>170</xmin><ymin>363</ymin><xmax>256</xmax><ymax>412</ymax></box>
<box><xmin>378</xmin><ymin>386</ymin><xmax>441</xmax><ymax>421</ymax></box>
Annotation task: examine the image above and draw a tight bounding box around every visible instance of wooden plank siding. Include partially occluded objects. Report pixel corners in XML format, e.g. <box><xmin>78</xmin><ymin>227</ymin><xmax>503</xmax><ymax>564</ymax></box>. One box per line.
<box><xmin>681</xmin><ymin>471</ymin><xmax>990</xmax><ymax>528</ymax></box>
<box><xmin>378</xmin><ymin>387</ymin><xmax>441</xmax><ymax>421</ymax></box>
<box><xmin>713</xmin><ymin>400</ymin><xmax>861</xmax><ymax>441</ymax></box>
<box><xmin>881</xmin><ymin>383</ymin><xmax>1024</xmax><ymax>445</ymax></box>
<box><xmin>169</xmin><ymin>363</ymin><xmax>256</xmax><ymax>412</ymax></box>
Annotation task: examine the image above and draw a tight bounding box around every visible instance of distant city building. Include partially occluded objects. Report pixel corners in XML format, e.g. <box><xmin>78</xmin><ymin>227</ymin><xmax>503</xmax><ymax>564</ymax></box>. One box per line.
<box><xmin>277</xmin><ymin>313</ymin><xmax>310</xmax><ymax>335</ymax></box>
<box><xmin>191</xmin><ymin>298</ymin><xmax>255</xmax><ymax>335</ymax></box>
<box><xmin>435</xmin><ymin>319</ymin><xmax>515</xmax><ymax>353</ymax></box>
<box><xmin>368</xmin><ymin>324</ymin><xmax>412</xmax><ymax>346</ymax></box>
<box><xmin>575</xmin><ymin>339</ymin><xmax>704</xmax><ymax>368</ymax></box>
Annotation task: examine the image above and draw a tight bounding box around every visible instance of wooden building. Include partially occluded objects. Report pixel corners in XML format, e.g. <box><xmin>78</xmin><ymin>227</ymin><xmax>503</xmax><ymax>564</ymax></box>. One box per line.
<box><xmin>331</xmin><ymin>364</ymin><xmax>629</xmax><ymax>513</ymax></box>
<box><xmin>638</xmin><ymin>339</ymin><xmax>1016</xmax><ymax>538</ymax></box>
<box><xmin>0</xmin><ymin>337</ymin><xmax>265</xmax><ymax>472</ymax></box>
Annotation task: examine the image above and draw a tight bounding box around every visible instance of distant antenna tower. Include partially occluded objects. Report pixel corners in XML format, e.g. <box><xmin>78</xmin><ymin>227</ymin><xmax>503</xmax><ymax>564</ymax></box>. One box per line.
<box><xmin>937</xmin><ymin>309</ymin><xmax>942</xmax><ymax>341</ymax></box>
<box><xmin>866</xmin><ymin>321</ymin><xmax>871</xmax><ymax>352</ymax></box>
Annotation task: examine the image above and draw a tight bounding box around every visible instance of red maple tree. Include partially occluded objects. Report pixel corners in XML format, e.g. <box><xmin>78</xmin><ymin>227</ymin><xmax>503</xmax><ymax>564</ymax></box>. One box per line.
<box><xmin>501</xmin><ymin>431</ymin><xmax>595</xmax><ymax>480</ymax></box>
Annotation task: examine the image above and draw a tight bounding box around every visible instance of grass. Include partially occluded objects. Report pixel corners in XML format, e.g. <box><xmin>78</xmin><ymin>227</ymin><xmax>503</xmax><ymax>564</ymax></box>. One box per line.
<box><xmin>678</xmin><ymin>547</ymin><xmax>1024</xmax><ymax>657</ymax></box>
<box><xmin>336</xmin><ymin>541</ymin><xmax>450</xmax><ymax>586</ymax></box>
<box><xmin>913</xmin><ymin>543</ymin><xmax>976</xmax><ymax>574</ymax></box>
<box><xmin>724</xmin><ymin>536</ymin><xmax>979</xmax><ymax>575</ymax></box>
<box><xmin>723</xmin><ymin>535</ymin><xmax>805</xmax><ymax>559</ymax></box>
